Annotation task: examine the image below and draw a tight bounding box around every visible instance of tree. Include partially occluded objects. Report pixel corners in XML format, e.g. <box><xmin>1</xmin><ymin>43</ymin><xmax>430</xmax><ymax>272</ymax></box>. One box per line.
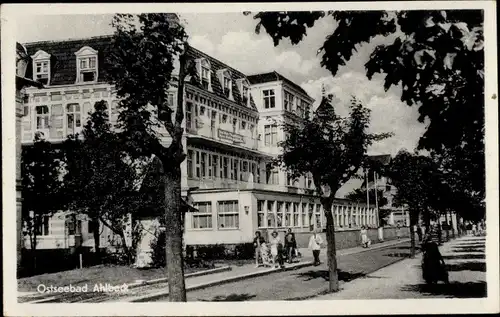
<box><xmin>21</xmin><ymin>133</ymin><xmax>64</xmax><ymax>271</ymax></box>
<box><xmin>277</xmin><ymin>95</ymin><xmax>391</xmax><ymax>292</ymax></box>
<box><xmin>250</xmin><ymin>10</ymin><xmax>485</xmax><ymax>220</ymax></box>
<box><xmin>62</xmin><ymin>101</ymin><xmax>145</xmax><ymax>264</ymax></box>
<box><xmin>108</xmin><ymin>13</ymin><xmax>191</xmax><ymax>301</ymax></box>
<box><xmin>385</xmin><ymin>150</ymin><xmax>444</xmax><ymax>257</ymax></box>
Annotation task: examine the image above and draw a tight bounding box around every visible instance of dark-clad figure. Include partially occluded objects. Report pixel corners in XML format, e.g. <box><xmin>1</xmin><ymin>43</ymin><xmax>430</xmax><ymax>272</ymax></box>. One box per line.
<box><xmin>284</xmin><ymin>228</ymin><xmax>297</xmax><ymax>263</ymax></box>
<box><xmin>253</xmin><ymin>231</ymin><xmax>266</xmax><ymax>268</ymax></box>
<box><xmin>421</xmin><ymin>234</ymin><xmax>449</xmax><ymax>284</ymax></box>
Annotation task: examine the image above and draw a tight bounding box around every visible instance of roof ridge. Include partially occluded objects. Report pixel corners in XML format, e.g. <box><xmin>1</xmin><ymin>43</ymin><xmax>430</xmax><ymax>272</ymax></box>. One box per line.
<box><xmin>23</xmin><ymin>34</ymin><xmax>114</xmax><ymax>46</ymax></box>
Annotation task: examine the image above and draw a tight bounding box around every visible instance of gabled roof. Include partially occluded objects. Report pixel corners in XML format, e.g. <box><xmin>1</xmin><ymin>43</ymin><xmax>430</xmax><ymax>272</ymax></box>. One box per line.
<box><xmin>186</xmin><ymin>46</ymin><xmax>257</xmax><ymax>110</ymax></box>
<box><xmin>24</xmin><ymin>35</ymin><xmax>114</xmax><ymax>86</ymax></box>
<box><xmin>247</xmin><ymin>71</ymin><xmax>310</xmax><ymax>98</ymax></box>
<box><xmin>23</xmin><ymin>35</ymin><xmax>256</xmax><ymax>111</ymax></box>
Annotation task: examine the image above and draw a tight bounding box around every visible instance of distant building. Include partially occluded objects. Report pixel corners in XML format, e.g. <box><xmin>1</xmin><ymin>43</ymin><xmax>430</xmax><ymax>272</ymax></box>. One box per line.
<box><xmin>20</xmin><ymin>36</ymin><xmax>377</xmax><ymax>253</ymax></box>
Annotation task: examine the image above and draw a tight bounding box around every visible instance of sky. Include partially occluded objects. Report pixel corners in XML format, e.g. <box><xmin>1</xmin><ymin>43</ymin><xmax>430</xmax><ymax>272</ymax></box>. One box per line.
<box><xmin>16</xmin><ymin>13</ymin><xmax>428</xmax><ymax>196</ymax></box>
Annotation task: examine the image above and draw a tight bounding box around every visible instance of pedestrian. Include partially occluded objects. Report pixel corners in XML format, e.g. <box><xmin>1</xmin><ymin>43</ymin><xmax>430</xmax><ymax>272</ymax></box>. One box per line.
<box><xmin>269</xmin><ymin>231</ymin><xmax>281</xmax><ymax>268</ymax></box>
<box><xmin>308</xmin><ymin>230</ymin><xmax>323</xmax><ymax>266</ymax></box>
<box><xmin>284</xmin><ymin>228</ymin><xmax>296</xmax><ymax>264</ymax></box>
<box><xmin>260</xmin><ymin>241</ymin><xmax>272</xmax><ymax>267</ymax></box>
<box><xmin>417</xmin><ymin>226</ymin><xmax>423</xmax><ymax>242</ymax></box>
<box><xmin>253</xmin><ymin>231</ymin><xmax>265</xmax><ymax>268</ymax></box>
<box><xmin>360</xmin><ymin>226</ymin><xmax>369</xmax><ymax>248</ymax></box>
<box><xmin>378</xmin><ymin>224</ymin><xmax>384</xmax><ymax>242</ymax></box>
<box><xmin>472</xmin><ymin>223</ymin><xmax>477</xmax><ymax>236</ymax></box>
<box><xmin>396</xmin><ymin>222</ymin><xmax>401</xmax><ymax>240</ymax></box>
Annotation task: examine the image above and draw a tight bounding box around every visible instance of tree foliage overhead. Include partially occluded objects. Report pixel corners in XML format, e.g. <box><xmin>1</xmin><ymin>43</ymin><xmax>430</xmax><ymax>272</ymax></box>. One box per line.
<box><xmin>108</xmin><ymin>13</ymin><xmax>189</xmax><ymax>160</ymax></box>
<box><xmin>345</xmin><ymin>188</ymin><xmax>388</xmax><ymax>208</ymax></box>
<box><xmin>251</xmin><ymin>9</ymin><xmax>485</xmax><ymax>219</ymax></box>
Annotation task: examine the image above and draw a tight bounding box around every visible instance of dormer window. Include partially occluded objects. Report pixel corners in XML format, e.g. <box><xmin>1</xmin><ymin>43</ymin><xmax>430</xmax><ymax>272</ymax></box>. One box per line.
<box><xmin>31</xmin><ymin>50</ymin><xmax>51</xmax><ymax>85</ymax></box>
<box><xmin>237</xmin><ymin>78</ymin><xmax>250</xmax><ymax>106</ymax></box>
<box><xmin>223</xmin><ymin>76</ymin><xmax>231</xmax><ymax>97</ymax></box>
<box><xmin>196</xmin><ymin>58</ymin><xmax>212</xmax><ymax>91</ymax></box>
<box><xmin>75</xmin><ymin>46</ymin><xmax>98</xmax><ymax>83</ymax></box>
<box><xmin>218</xmin><ymin>69</ymin><xmax>233</xmax><ymax>100</ymax></box>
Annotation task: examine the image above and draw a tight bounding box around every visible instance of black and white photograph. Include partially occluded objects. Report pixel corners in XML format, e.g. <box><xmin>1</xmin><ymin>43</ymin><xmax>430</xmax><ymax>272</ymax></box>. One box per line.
<box><xmin>2</xmin><ymin>1</ymin><xmax>499</xmax><ymax>316</ymax></box>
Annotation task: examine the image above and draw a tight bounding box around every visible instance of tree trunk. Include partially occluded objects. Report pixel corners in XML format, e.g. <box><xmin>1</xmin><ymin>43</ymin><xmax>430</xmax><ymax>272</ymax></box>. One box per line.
<box><xmin>118</xmin><ymin>230</ymin><xmax>132</xmax><ymax>265</ymax></box>
<box><xmin>409</xmin><ymin>212</ymin><xmax>416</xmax><ymax>258</ymax></box>
<box><xmin>92</xmin><ymin>218</ymin><xmax>101</xmax><ymax>264</ymax></box>
<box><xmin>322</xmin><ymin>198</ymin><xmax>339</xmax><ymax>293</ymax></box>
<box><xmin>163</xmin><ymin>162</ymin><xmax>186</xmax><ymax>302</ymax></box>
<box><xmin>444</xmin><ymin>212</ymin><xmax>450</xmax><ymax>241</ymax></box>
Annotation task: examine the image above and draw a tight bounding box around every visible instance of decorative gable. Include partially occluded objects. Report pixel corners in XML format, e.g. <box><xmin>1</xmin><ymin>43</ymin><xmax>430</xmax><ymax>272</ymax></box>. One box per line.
<box><xmin>236</xmin><ymin>78</ymin><xmax>250</xmax><ymax>107</ymax></box>
<box><xmin>195</xmin><ymin>58</ymin><xmax>212</xmax><ymax>91</ymax></box>
<box><xmin>75</xmin><ymin>46</ymin><xmax>98</xmax><ymax>83</ymax></box>
<box><xmin>31</xmin><ymin>50</ymin><xmax>51</xmax><ymax>85</ymax></box>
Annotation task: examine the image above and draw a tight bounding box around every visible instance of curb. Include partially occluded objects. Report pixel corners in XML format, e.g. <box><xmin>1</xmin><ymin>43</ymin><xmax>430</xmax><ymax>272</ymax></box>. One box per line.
<box><xmin>129</xmin><ymin>261</ymin><xmax>315</xmax><ymax>302</ymax></box>
<box><xmin>127</xmin><ymin>265</ymin><xmax>232</xmax><ymax>289</ymax></box>
<box><xmin>21</xmin><ymin>266</ymin><xmax>232</xmax><ymax>304</ymax></box>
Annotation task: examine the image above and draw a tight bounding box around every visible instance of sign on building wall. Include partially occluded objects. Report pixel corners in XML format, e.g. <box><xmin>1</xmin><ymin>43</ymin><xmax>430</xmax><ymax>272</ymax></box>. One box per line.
<box><xmin>218</xmin><ymin>128</ymin><xmax>244</xmax><ymax>143</ymax></box>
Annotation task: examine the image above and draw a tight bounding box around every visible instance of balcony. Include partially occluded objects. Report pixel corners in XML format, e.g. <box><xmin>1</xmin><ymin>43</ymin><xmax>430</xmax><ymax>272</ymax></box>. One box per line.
<box><xmin>187</xmin><ymin>176</ymin><xmax>286</xmax><ymax>192</ymax></box>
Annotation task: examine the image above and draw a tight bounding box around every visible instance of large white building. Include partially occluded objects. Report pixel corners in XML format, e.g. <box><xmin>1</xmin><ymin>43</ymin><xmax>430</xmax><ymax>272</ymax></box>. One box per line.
<box><xmin>20</xmin><ymin>35</ymin><xmax>378</xmax><ymax>253</ymax></box>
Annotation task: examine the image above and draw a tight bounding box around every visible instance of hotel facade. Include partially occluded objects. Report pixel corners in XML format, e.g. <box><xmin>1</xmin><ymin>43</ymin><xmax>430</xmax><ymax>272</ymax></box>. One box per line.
<box><xmin>20</xmin><ymin>36</ymin><xmax>378</xmax><ymax>253</ymax></box>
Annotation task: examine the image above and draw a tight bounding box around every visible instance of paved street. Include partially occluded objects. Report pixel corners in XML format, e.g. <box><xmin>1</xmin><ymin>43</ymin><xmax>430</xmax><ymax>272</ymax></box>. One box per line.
<box><xmin>152</xmin><ymin>239</ymin><xmax>417</xmax><ymax>301</ymax></box>
<box><xmin>315</xmin><ymin>235</ymin><xmax>486</xmax><ymax>299</ymax></box>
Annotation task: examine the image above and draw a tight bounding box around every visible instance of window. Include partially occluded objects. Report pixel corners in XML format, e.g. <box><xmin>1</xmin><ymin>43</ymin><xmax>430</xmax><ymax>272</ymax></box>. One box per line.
<box><xmin>185</xmin><ymin>102</ymin><xmax>193</xmax><ymax>131</ymax></box>
<box><xmin>217</xmin><ymin>200</ymin><xmax>239</xmax><ymax>229</ymax></box>
<box><xmin>66</xmin><ymin>103</ymin><xmax>81</xmax><ymax>135</ymax></box>
<box><xmin>301</xmin><ymin>203</ymin><xmax>308</xmax><ymax>227</ymax></box>
<box><xmin>200</xmin><ymin>152</ymin><xmax>207</xmax><ymax>178</ymax></box>
<box><xmin>266</xmin><ymin>164</ymin><xmax>279</xmax><ymax>185</ymax></box>
<box><xmin>263</xmin><ymin>89</ymin><xmax>275</xmax><ymax>109</ymax></box>
<box><xmin>301</xmin><ymin>100</ymin><xmax>309</xmax><ymax>118</ymax></box>
<box><xmin>286</xmin><ymin>173</ymin><xmax>294</xmax><ymax>187</ymax></box>
<box><xmin>293</xmin><ymin>203</ymin><xmax>299</xmax><ymax>227</ymax></box>
<box><xmin>316</xmin><ymin>204</ymin><xmax>323</xmax><ymax>229</ymax></box>
<box><xmin>264</xmin><ymin>124</ymin><xmax>278</xmax><ymax>146</ymax></box>
<box><xmin>267</xmin><ymin>201</ymin><xmax>275</xmax><ymax>227</ymax></box>
<box><xmin>232</xmin><ymin>118</ymin><xmax>237</xmax><ymax>133</ymax></box>
<box><xmin>211</xmin><ymin>154</ymin><xmax>218</xmax><ymax>179</ymax></box>
<box><xmin>284</xmin><ymin>202</ymin><xmax>291</xmax><ymax>227</ymax></box>
<box><xmin>193</xmin><ymin>202</ymin><xmax>213</xmax><ymax>229</ymax></box>
<box><xmin>200</xmin><ymin>59</ymin><xmax>211</xmax><ymax>90</ymax></box>
<box><xmin>284</xmin><ymin>91</ymin><xmax>294</xmax><ymax>111</ymax></box>
<box><xmin>187</xmin><ymin>150</ymin><xmax>194</xmax><ymax>178</ymax></box>
<box><xmin>308</xmin><ymin>204</ymin><xmax>314</xmax><ymax>228</ymax></box>
<box><xmin>36</xmin><ymin>105</ymin><xmax>49</xmax><ymax>130</ymax></box>
<box><xmin>257</xmin><ymin>200</ymin><xmax>265</xmax><ymax>228</ymax></box>
<box><xmin>222</xmin><ymin>157</ymin><xmax>229</xmax><ymax>179</ymax></box>
<box><xmin>232</xmin><ymin>158</ymin><xmax>239</xmax><ymax>181</ymax></box>
<box><xmin>50</xmin><ymin>104</ymin><xmax>64</xmax><ymax>139</ymax></box>
<box><xmin>242</xmin><ymin>85</ymin><xmax>249</xmax><ymax>105</ymax></box>
<box><xmin>223</xmin><ymin>76</ymin><xmax>231</xmax><ymax>98</ymax></box>
<box><xmin>195</xmin><ymin>151</ymin><xmax>200</xmax><ymax>178</ymax></box>
<box><xmin>240</xmin><ymin>121</ymin><xmax>246</xmax><ymax>130</ymax></box>
<box><xmin>277</xmin><ymin>202</ymin><xmax>284</xmax><ymax>227</ymax></box>
<box><xmin>34</xmin><ymin>61</ymin><xmax>49</xmax><ymax>84</ymax></box>
<box><xmin>75</xmin><ymin>46</ymin><xmax>98</xmax><ymax>83</ymax></box>
<box><xmin>305</xmin><ymin>173</ymin><xmax>313</xmax><ymax>189</ymax></box>
<box><xmin>35</xmin><ymin>215</ymin><xmax>50</xmax><ymax>236</ymax></box>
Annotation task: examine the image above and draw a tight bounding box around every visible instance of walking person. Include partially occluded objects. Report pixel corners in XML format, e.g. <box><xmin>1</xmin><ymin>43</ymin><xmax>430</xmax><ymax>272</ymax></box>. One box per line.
<box><xmin>360</xmin><ymin>226</ymin><xmax>369</xmax><ymax>248</ymax></box>
<box><xmin>253</xmin><ymin>231</ymin><xmax>265</xmax><ymax>268</ymax></box>
<box><xmin>308</xmin><ymin>230</ymin><xmax>323</xmax><ymax>266</ymax></box>
<box><xmin>417</xmin><ymin>226</ymin><xmax>423</xmax><ymax>242</ymax></box>
<box><xmin>284</xmin><ymin>228</ymin><xmax>297</xmax><ymax>264</ymax></box>
<box><xmin>396</xmin><ymin>222</ymin><xmax>401</xmax><ymax>240</ymax></box>
<box><xmin>269</xmin><ymin>231</ymin><xmax>281</xmax><ymax>268</ymax></box>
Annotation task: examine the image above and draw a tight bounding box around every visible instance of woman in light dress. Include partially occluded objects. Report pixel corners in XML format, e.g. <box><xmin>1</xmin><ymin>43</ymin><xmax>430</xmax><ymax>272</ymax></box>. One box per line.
<box><xmin>361</xmin><ymin>226</ymin><xmax>370</xmax><ymax>248</ymax></box>
<box><xmin>269</xmin><ymin>231</ymin><xmax>282</xmax><ymax>268</ymax></box>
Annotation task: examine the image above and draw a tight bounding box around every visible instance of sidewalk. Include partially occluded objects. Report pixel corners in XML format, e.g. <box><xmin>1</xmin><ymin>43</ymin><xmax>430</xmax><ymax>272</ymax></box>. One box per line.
<box><xmin>314</xmin><ymin>235</ymin><xmax>487</xmax><ymax>299</ymax></box>
<box><xmin>120</xmin><ymin>237</ymin><xmax>410</xmax><ymax>302</ymax></box>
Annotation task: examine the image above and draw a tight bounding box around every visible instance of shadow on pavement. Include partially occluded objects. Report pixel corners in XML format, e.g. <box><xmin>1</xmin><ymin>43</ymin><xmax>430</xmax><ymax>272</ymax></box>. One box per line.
<box><xmin>197</xmin><ymin>293</ymin><xmax>257</xmax><ymax>302</ymax></box>
<box><xmin>401</xmin><ymin>281</ymin><xmax>487</xmax><ymax>298</ymax></box>
<box><xmin>446</xmin><ymin>262</ymin><xmax>486</xmax><ymax>272</ymax></box>
<box><xmin>442</xmin><ymin>254</ymin><xmax>485</xmax><ymax>260</ymax></box>
<box><xmin>294</xmin><ymin>270</ymin><xmax>366</xmax><ymax>282</ymax></box>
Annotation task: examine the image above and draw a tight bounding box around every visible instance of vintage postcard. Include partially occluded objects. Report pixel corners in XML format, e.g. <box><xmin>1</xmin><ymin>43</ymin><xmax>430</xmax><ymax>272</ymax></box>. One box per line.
<box><xmin>2</xmin><ymin>1</ymin><xmax>499</xmax><ymax>316</ymax></box>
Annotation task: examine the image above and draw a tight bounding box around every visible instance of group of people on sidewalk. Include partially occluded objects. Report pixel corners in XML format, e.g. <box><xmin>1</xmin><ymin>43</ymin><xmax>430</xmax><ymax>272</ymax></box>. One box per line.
<box><xmin>253</xmin><ymin>229</ymin><xmax>326</xmax><ymax>268</ymax></box>
<box><xmin>253</xmin><ymin>228</ymin><xmax>300</xmax><ymax>268</ymax></box>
